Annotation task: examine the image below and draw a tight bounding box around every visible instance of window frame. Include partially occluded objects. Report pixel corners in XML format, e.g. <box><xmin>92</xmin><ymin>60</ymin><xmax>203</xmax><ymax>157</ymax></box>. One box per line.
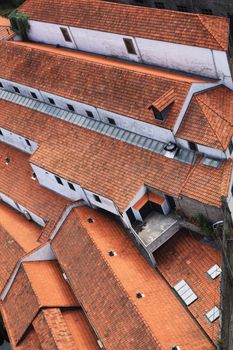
<box><xmin>55</xmin><ymin>175</ymin><xmax>63</xmax><ymax>185</ymax></box>
<box><xmin>108</xmin><ymin>117</ymin><xmax>116</xmax><ymax>125</ymax></box>
<box><xmin>68</xmin><ymin>182</ymin><xmax>76</xmax><ymax>191</ymax></box>
<box><xmin>188</xmin><ymin>141</ymin><xmax>198</xmax><ymax>152</ymax></box>
<box><xmin>31</xmin><ymin>91</ymin><xmax>38</xmax><ymax>99</ymax></box>
<box><xmin>123</xmin><ymin>38</ymin><xmax>137</xmax><ymax>55</ymax></box>
<box><xmin>48</xmin><ymin>97</ymin><xmax>56</xmax><ymax>105</ymax></box>
<box><xmin>13</xmin><ymin>86</ymin><xmax>20</xmax><ymax>93</ymax></box>
<box><xmin>67</xmin><ymin>104</ymin><xmax>75</xmax><ymax>112</ymax></box>
<box><xmin>93</xmin><ymin>194</ymin><xmax>102</xmax><ymax>203</ymax></box>
<box><xmin>86</xmin><ymin>110</ymin><xmax>94</xmax><ymax>118</ymax></box>
<box><xmin>60</xmin><ymin>27</ymin><xmax>72</xmax><ymax>42</ymax></box>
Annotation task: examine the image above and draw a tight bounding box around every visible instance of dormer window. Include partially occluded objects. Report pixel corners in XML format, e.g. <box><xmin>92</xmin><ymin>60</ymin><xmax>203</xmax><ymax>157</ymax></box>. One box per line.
<box><xmin>149</xmin><ymin>88</ymin><xmax>175</xmax><ymax>122</ymax></box>
<box><xmin>60</xmin><ymin>27</ymin><xmax>72</xmax><ymax>42</ymax></box>
<box><xmin>123</xmin><ymin>38</ymin><xmax>137</xmax><ymax>55</ymax></box>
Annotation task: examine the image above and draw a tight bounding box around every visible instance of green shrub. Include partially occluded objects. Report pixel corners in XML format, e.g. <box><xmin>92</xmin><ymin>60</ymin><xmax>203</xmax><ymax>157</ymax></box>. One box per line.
<box><xmin>196</xmin><ymin>214</ymin><xmax>214</xmax><ymax>237</ymax></box>
<box><xmin>9</xmin><ymin>10</ymin><xmax>29</xmax><ymax>40</ymax></box>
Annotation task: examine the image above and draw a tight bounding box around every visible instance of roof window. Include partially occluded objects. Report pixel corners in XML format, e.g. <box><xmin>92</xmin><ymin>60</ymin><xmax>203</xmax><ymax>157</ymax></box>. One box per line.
<box><xmin>13</xmin><ymin>86</ymin><xmax>20</xmax><ymax>93</ymax></box>
<box><xmin>174</xmin><ymin>279</ymin><xmax>197</xmax><ymax>306</ymax></box>
<box><xmin>55</xmin><ymin>175</ymin><xmax>63</xmax><ymax>185</ymax></box>
<box><xmin>0</xmin><ymin>129</ymin><xmax>3</xmax><ymax>136</ymax></box>
<box><xmin>48</xmin><ymin>97</ymin><xmax>55</xmax><ymax>105</ymax></box>
<box><xmin>228</xmin><ymin>139</ymin><xmax>233</xmax><ymax>154</ymax></box>
<box><xmin>123</xmin><ymin>38</ymin><xmax>137</xmax><ymax>55</ymax></box>
<box><xmin>107</xmin><ymin>118</ymin><xmax>116</xmax><ymax>125</ymax></box>
<box><xmin>67</xmin><ymin>104</ymin><xmax>75</xmax><ymax>112</ymax></box>
<box><xmin>60</xmin><ymin>27</ymin><xmax>72</xmax><ymax>42</ymax></box>
<box><xmin>31</xmin><ymin>173</ymin><xmax>37</xmax><ymax>181</ymax></box>
<box><xmin>205</xmin><ymin>306</ymin><xmax>220</xmax><ymax>323</ymax></box>
<box><xmin>0</xmin><ymin>82</ymin><xmax>3</xmax><ymax>88</ymax></box>
<box><xmin>86</xmin><ymin>110</ymin><xmax>94</xmax><ymax>118</ymax></box>
<box><xmin>25</xmin><ymin>139</ymin><xmax>31</xmax><ymax>146</ymax></box>
<box><xmin>93</xmin><ymin>194</ymin><xmax>102</xmax><ymax>203</ymax></box>
<box><xmin>207</xmin><ymin>264</ymin><xmax>221</xmax><ymax>280</ymax></box>
<box><xmin>154</xmin><ymin>2</ymin><xmax>165</xmax><ymax>8</ymax></box>
<box><xmin>68</xmin><ymin>182</ymin><xmax>75</xmax><ymax>191</ymax></box>
<box><xmin>188</xmin><ymin>141</ymin><xmax>197</xmax><ymax>152</ymax></box>
<box><xmin>31</xmin><ymin>92</ymin><xmax>38</xmax><ymax>99</ymax></box>
<box><xmin>149</xmin><ymin>88</ymin><xmax>175</xmax><ymax>122</ymax></box>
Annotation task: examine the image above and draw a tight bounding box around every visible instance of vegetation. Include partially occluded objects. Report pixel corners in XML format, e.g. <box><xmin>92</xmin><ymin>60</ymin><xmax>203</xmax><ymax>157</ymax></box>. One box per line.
<box><xmin>9</xmin><ymin>10</ymin><xmax>29</xmax><ymax>40</ymax></box>
<box><xmin>195</xmin><ymin>214</ymin><xmax>215</xmax><ymax>237</ymax></box>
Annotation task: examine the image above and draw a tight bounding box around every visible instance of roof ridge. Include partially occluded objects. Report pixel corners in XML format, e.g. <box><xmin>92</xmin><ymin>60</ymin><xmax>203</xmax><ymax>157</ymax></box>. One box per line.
<box><xmin>73</xmin><ymin>210</ymin><xmax>162</xmax><ymax>349</ymax></box>
<box><xmin>196</xmin><ymin>92</ymin><xmax>233</xmax><ymax>126</ymax></box>
<box><xmin>195</xmin><ymin>96</ymin><xmax>227</xmax><ymax>149</ymax></box>
<box><xmin>197</xmin><ymin>14</ymin><xmax>227</xmax><ymax>51</ymax></box>
<box><xmin>179</xmin><ymin>156</ymin><xmax>201</xmax><ymax>196</ymax></box>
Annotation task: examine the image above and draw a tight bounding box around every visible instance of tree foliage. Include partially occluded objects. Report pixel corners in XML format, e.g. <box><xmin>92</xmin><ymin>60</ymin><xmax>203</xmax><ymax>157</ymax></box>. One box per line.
<box><xmin>9</xmin><ymin>10</ymin><xmax>30</xmax><ymax>40</ymax></box>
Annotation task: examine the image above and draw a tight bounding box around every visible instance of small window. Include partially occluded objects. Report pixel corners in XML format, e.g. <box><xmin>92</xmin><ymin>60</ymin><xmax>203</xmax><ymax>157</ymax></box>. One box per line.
<box><xmin>154</xmin><ymin>1</ymin><xmax>165</xmax><ymax>8</ymax></box>
<box><xmin>108</xmin><ymin>118</ymin><xmax>116</xmax><ymax>125</ymax></box>
<box><xmin>48</xmin><ymin>97</ymin><xmax>55</xmax><ymax>105</ymax></box>
<box><xmin>229</xmin><ymin>139</ymin><xmax>233</xmax><ymax>154</ymax></box>
<box><xmin>93</xmin><ymin>194</ymin><xmax>101</xmax><ymax>203</ymax></box>
<box><xmin>150</xmin><ymin>106</ymin><xmax>165</xmax><ymax>121</ymax></box>
<box><xmin>86</xmin><ymin>110</ymin><xmax>94</xmax><ymax>118</ymax></box>
<box><xmin>188</xmin><ymin>141</ymin><xmax>197</xmax><ymax>152</ymax></box>
<box><xmin>177</xmin><ymin>5</ymin><xmax>188</xmax><ymax>12</ymax></box>
<box><xmin>31</xmin><ymin>173</ymin><xmax>37</xmax><ymax>180</ymax></box>
<box><xmin>0</xmin><ymin>129</ymin><xmax>3</xmax><ymax>136</ymax></box>
<box><xmin>68</xmin><ymin>182</ymin><xmax>75</xmax><ymax>191</ymax></box>
<box><xmin>0</xmin><ymin>82</ymin><xmax>3</xmax><ymax>88</ymax></box>
<box><xmin>67</xmin><ymin>104</ymin><xmax>75</xmax><ymax>112</ymax></box>
<box><xmin>60</xmin><ymin>27</ymin><xmax>72</xmax><ymax>42</ymax></box>
<box><xmin>31</xmin><ymin>92</ymin><xmax>38</xmax><ymax>99</ymax></box>
<box><xmin>13</xmin><ymin>86</ymin><xmax>20</xmax><ymax>93</ymax></box>
<box><xmin>55</xmin><ymin>175</ymin><xmax>63</xmax><ymax>185</ymax></box>
<box><xmin>201</xmin><ymin>8</ymin><xmax>213</xmax><ymax>15</ymax></box>
<box><xmin>25</xmin><ymin>139</ymin><xmax>31</xmax><ymax>146</ymax></box>
<box><xmin>123</xmin><ymin>38</ymin><xmax>137</xmax><ymax>55</ymax></box>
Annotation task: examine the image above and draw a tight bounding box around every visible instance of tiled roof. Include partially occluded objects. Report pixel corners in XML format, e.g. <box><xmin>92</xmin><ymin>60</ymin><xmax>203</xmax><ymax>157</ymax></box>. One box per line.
<box><xmin>0</xmin><ymin>41</ymin><xmax>207</xmax><ymax>130</ymax></box>
<box><xmin>154</xmin><ymin>230</ymin><xmax>221</xmax><ymax>343</ymax></box>
<box><xmin>0</xmin><ymin>142</ymin><xmax>69</xmax><ymax>242</ymax></box>
<box><xmin>52</xmin><ymin>206</ymin><xmax>213</xmax><ymax>349</ymax></box>
<box><xmin>0</xmin><ymin>17</ymin><xmax>14</xmax><ymax>40</ymax></box>
<box><xmin>150</xmin><ymin>88</ymin><xmax>176</xmax><ymax>112</ymax></box>
<box><xmin>176</xmin><ymin>86</ymin><xmax>233</xmax><ymax>149</ymax></box>
<box><xmin>2</xmin><ymin>261</ymin><xmax>77</xmax><ymax>344</ymax></box>
<box><xmin>20</xmin><ymin>0</ymin><xmax>229</xmax><ymax>50</ymax></box>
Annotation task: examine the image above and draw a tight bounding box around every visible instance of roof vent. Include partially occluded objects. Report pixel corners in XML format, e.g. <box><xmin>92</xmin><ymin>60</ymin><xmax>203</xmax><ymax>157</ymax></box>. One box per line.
<box><xmin>5</xmin><ymin>157</ymin><xmax>10</xmax><ymax>165</ymax></box>
<box><xmin>136</xmin><ymin>292</ymin><xmax>144</xmax><ymax>299</ymax></box>
<box><xmin>87</xmin><ymin>218</ymin><xmax>95</xmax><ymax>223</ymax></box>
<box><xmin>31</xmin><ymin>173</ymin><xmax>37</xmax><ymax>181</ymax></box>
<box><xmin>108</xmin><ymin>250</ymin><xmax>117</xmax><ymax>257</ymax></box>
<box><xmin>163</xmin><ymin>142</ymin><xmax>178</xmax><ymax>159</ymax></box>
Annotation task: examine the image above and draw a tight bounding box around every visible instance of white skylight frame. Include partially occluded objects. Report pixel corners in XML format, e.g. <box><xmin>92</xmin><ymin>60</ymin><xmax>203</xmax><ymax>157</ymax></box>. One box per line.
<box><xmin>205</xmin><ymin>306</ymin><xmax>220</xmax><ymax>323</ymax></box>
<box><xmin>174</xmin><ymin>279</ymin><xmax>197</xmax><ymax>306</ymax></box>
<box><xmin>207</xmin><ymin>264</ymin><xmax>221</xmax><ymax>280</ymax></box>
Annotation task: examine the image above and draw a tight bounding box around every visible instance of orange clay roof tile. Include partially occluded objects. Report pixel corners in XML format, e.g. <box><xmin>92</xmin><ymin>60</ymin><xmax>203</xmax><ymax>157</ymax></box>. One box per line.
<box><xmin>154</xmin><ymin>230</ymin><xmax>221</xmax><ymax>343</ymax></box>
<box><xmin>150</xmin><ymin>88</ymin><xmax>176</xmax><ymax>112</ymax></box>
<box><xmin>2</xmin><ymin>261</ymin><xmax>77</xmax><ymax>344</ymax></box>
<box><xmin>0</xmin><ymin>40</ymin><xmax>208</xmax><ymax>130</ymax></box>
<box><xmin>176</xmin><ymin>86</ymin><xmax>233</xmax><ymax>149</ymax></box>
<box><xmin>52</xmin><ymin>206</ymin><xmax>213</xmax><ymax>349</ymax></box>
<box><xmin>20</xmin><ymin>0</ymin><xmax>229</xmax><ymax>50</ymax></box>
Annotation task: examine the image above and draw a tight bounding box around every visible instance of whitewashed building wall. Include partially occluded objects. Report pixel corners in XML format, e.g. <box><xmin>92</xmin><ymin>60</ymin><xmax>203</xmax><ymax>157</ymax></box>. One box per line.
<box><xmin>0</xmin><ymin>127</ymin><xmax>37</xmax><ymax>154</ymax></box>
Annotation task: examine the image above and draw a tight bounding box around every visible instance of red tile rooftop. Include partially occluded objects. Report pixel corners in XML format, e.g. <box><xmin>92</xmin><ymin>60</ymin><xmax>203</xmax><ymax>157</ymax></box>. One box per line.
<box><xmin>0</xmin><ymin>40</ymin><xmax>209</xmax><ymax>130</ymax></box>
<box><xmin>52</xmin><ymin>206</ymin><xmax>214</xmax><ymax>349</ymax></box>
<box><xmin>154</xmin><ymin>230</ymin><xmax>221</xmax><ymax>343</ymax></box>
<box><xmin>20</xmin><ymin>0</ymin><xmax>229</xmax><ymax>50</ymax></box>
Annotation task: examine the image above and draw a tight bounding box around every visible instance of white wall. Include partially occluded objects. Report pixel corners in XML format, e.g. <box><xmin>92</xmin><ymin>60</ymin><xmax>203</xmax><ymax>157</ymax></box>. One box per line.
<box><xmin>31</xmin><ymin>164</ymin><xmax>119</xmax><ymax>215</ymax></box>
<box><xmin>27</xmin><ymin>20</ymin><xmax>231</xmax><ymax>80</ymax></box>
<box><xmin>0</xmin><ymin>192</ymin><xmax>45</xmax><ymax>226</ymax></box>
<box><xmin>0</xmin><ymin>127</ymin><xmax>37</xmax><ymax>154</ymax></box>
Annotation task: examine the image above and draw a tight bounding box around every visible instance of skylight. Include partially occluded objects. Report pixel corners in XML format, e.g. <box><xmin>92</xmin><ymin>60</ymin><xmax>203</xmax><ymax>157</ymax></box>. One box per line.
<box><xmin>201</xmin><ymin>156</ymin><xmax>221</xmax><ymax>168</ymax></box>
<box><xmin>205</xmin><ymin>306</ymin><xmax>220</xmax><ymax>323</ymax></box>
<box><xmin>207</xmin><ymin>264</ymin><xmax>221</xmax><ymax>280</ymax></box>
<box><xmin>174</xmin><ymin>279</ymin><xmax>197</xmax><ymax>306</ymax></box>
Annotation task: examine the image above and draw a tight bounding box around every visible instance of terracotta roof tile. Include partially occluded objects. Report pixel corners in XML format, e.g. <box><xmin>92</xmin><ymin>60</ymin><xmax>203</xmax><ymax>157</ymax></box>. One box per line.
<box><xmin>176</xmin><ymin>86</ymin><xmax>233</xmax><ymax>149</ymax></box>
<box><xmin>154</xmin><ymin>230</ymin><xmax>221</xmax><ymax>343</ymax></box>
<box><xmin>150</xmin><ymin>88</ymin><xmax>176</xmax><ymax>112</ymax></box>
<box><xmin>0</xmin><ymin>142</ymin><xmax>69</xmax><ymax>242</ymax></box>
<box><xmin>0</xmin><ymin>40</ymin><xmax>207</xmax><ymax>130</ymax></box>
<box><xmin>2</xmin><ymin>261</ymin><xmax>77</xmax><ymax>344</ymax></box>
<box><xmin>52</xmin><ymin>206</ymin><xmax>213</xmax><ymax>349</ymax></box>
<box><xmin>0</xmin><ymin>17</ymin><xmax>14</xmax><ymax>40</ymax></box>
<box><xmin>20</xmin><ymin>0</ymin><xmax>229</xmax><ymax>50</ymax></box>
